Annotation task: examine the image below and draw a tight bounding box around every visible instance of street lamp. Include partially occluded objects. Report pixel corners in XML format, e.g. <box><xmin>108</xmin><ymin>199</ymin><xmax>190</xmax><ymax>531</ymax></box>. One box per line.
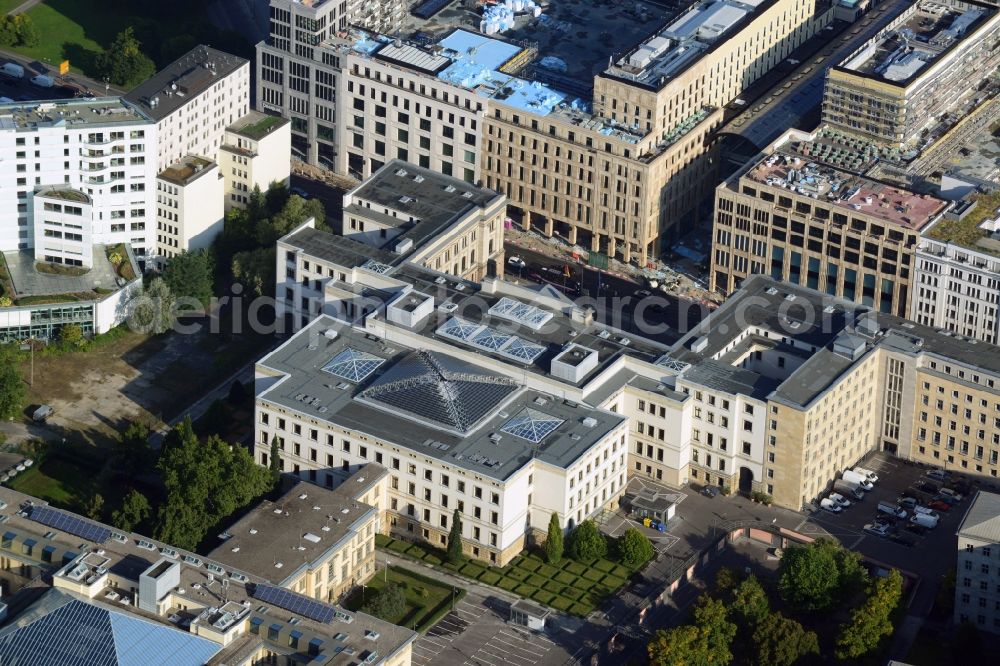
<box><xmin>451</xmin><ymin>587</ymin><xmax>457</xmax><ymax>610</ymax></box>
<box><xmin>384</xmin><ymin>557</ymin><xmax>389</xmax><ymax>583</ymax></box>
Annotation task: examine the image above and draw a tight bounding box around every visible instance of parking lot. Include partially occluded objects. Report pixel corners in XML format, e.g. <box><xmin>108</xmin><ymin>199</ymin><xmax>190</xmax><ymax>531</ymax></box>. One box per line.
<box><xmin>804</xmin><ymin>453</ymin><xmax>972</xmax><ymax>615</ymax></box>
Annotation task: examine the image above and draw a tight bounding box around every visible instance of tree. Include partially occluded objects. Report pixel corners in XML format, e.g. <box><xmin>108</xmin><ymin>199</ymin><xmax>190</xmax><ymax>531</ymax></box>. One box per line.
<box><xmin>447</xmin><ymin>508</ymin><xmax>464</xmax><ymax>564</ymax></box>
<box><xmin>619</xmin><ymin>527</ymin><xmax>654</xmax><ymax>568</ymax></box>
<box><xmin>777</xmin><ymin>539</ymin><xmax>866</xmax><ymax>612</ymax></box>
<box><xmin>232</xmin><ymin>247</ymin><xmax>276</xmax><ymax>297</ymax></box>
<box><xmin>268</xmin><ymin>436</ymin><xmax>282</xmax><ymax>478</ymax></box>
<box><xmin>59</xmin><ymin>323</ymin><xmax>84</xmax><ymax>348</ymax></box>
<box><xmin>649</xmin><ymin>595</ymin><xmax>737</xmax><ymax>666</ymax></box>
<box><xmin>95</xmin><ymin>27</ymin><xmax>156</xmax><ymax>88</ymax></box>
<box><xmin>11</xmin><ymin>14</ymin><xmax>38</xmax><ymax>47</ymax></box>
<box><xmin>362</xmin><ymin>583</ymin><xmax>406</xmax><ymax>621</ymax></box>
<box><xmin>752</xmin><ymin>612</ymin><xmax>819</xmax><ymax>666</ymax></box>
<box><xmin>568</xmin><ymin>520</ymin><xmax>607</xmax><ymax>561</ymax></box>
<box><xmin>692</xmin><ymin>596</ymin><xmax>737</xmax><ymax>666</ymax></box>
<box><xmin>114</xmin><ymin>421</ymin><xmax>152</xmax><ymax>478</ymax></box>
<box><xmin>835</xmin><ymin>569</ymin><xmax>903</xmax><ymax>659</ymax></box>
<box><xmin>730</xmin><ymin>575</ymin><xmax>770</xmax><ymax>630</ymax></box>
<box><xmin>164</xmin><ymin>249</ymin><xmax>214</xmax><ymax>310</ymax></box>
<box><xmin>0</xmin><ymin>346</ymin><xmax>25</xmax><ymax>420</ymax></box>
<box><xmin>228</xmin><ymin>379</ymin><xmax>248</xmax><ymax>405</ymax></box>
<box><xmin>128</xmin><ymin>277</ymin><xmax>176</xmax><ymax>334</ymax></box>
<box><xmin>112</xmin><ymin>489</ymin><xmax>151</xmax><ymax>532</ymax></box>
<box><xmin>84</xmin><ymin>493</ymin><xmax>105</xmax><ymax>520</ymax></box>
<box><xmin>713</xmin><ymin>567</ymin><xmax>740</xmax><ymax>594</ymax></box>
<box><xmin>156</xmin><ymin>418</ymin><xmax>275</xmax><ymax>550</ymax></box>
<box><xmin>545</xmin><ymin>512</ymin><xmax>564</xmax><ymax>564</ymax></box>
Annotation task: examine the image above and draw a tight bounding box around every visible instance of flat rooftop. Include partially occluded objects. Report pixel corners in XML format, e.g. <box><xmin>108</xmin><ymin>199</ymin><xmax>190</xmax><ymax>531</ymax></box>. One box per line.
<box><xmin>283</xmin><ymin>225</ymin><xmax>400</xmax><ymax>270</ymax></box>
<box><xmin>227</xmin><ymin>110</ymin><xmax>288</xmax><ymax>141</ymax></box>
<box><xmin>345</xmin><ymin>159</ymin><xmax>502</xmax><ymax>248</ymax></box>
<box><xmin>743</xmin><ymin>150</ymin><xmax>948</xmax><ymax>230</ymax></box>
<box><xmin>124</xmin><ymin>45</ymin><xmax>247</xmax><ymax>121</ymax></box>
<box><xmin>4</xmin><ymin>245</ymin><xmax>139</xmax><ymax>299</ymax></box>
<box><xmin>207</xmin><ymin>468</ymin><xmax>384</xmax><ymax>584</ymax></box>
<box><xmin>398</xmin><ymin>0</ymin><xmax>670</xmax><ymax>89</ymax></box>
<box><xmin>0</xmin><ymin>485</ymin><xmax>414</xmax><ymax>664</ymax></box>
<box><xmin>604</xmin><ymin>0</ymin><xmax>770</xmax><ymax>90</ymax></box>
<box><xmin>256</xmin><ymin>315</ymin><xmax>628</xmax><ymax>480</ymax></box>
<box><xmin>0</xmin><ymin>97</ymin><xmax>149</xmax><ymax>131</ymax></box>
<box><xmin>158</xmin><ymin>155</ymin><xmax>216</xmax><ymax>186</ymax></box>
<box><xmin>840</xmin><ymin>0</ymin><xmax>993</xmax><ymax>84</ymax></box>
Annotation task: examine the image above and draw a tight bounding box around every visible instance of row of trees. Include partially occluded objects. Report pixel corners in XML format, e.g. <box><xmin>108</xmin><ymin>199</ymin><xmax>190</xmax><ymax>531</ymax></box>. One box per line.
<box><xmin>648</xmin><ymin>540</ymin><xmax>904</xmax><ymax>665</ymax></box>
<box><xmin>544</xmin><ymin>514</ymin><xmax>653</xmax><ymax>568</ymax></box>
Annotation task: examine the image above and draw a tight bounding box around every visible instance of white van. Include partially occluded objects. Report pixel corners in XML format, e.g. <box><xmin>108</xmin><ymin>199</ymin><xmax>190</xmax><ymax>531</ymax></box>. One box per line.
<box><xmin>877</xmin><ymin>501</ymin><xmax>907</xmax><ymax>519</ymax></box>
<box><xmin>31</xmin><ymin>75</ymin><xmax>54</xmax><ymax>88</ymax></box>
<box><xmin>926</xmin><ymin>469</ymin><xmax>949</xmax><ymax>482</ymax></box>
<box><xmin>910</xmin><ymin>512</ymin><xmax>938</xmax><ymax>529</ymax></box>
<box><xmin>842</xmin><ymin>469</ymin><xmax>873</xmax><ymax>491</ymax></box>
<box><xmin>853</xmin><ymin>467</ymin><xmax>878</xmax><ymax>483</ymax></box>
<box><xmin>1</xmin><ymin>62</ymin><xmax>24</xmax><ymax>78</ymax></box>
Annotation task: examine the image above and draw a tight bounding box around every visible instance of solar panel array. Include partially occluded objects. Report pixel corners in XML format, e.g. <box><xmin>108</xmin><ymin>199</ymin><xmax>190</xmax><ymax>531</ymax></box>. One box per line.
<box><xmin>322</xmin><ymin>347</ymin><xmax>385</xmax><ymax>383</ymax></box>
<box><xmin>250</xmin><ymin>583</ymin><xmax>337</xmax><ymax>624</ymax></box>
<box><xmin>488</xmin><ymin>297</ymin><xmax>553</xmax><ymax>330</ymax></box>
<box><xmin>437</xmin><ymin>317</ymin><xmax>546</xmax><ymax>364</ymax></box>
<box><xmin>501</xmin><ymin>408</ymin><xmax>565</xmax><ymax>443</ymax></box>
<box><xmin>28</xmin><ymin>506</ymin><xmax>110</xmax><ymax>544</ymax></box>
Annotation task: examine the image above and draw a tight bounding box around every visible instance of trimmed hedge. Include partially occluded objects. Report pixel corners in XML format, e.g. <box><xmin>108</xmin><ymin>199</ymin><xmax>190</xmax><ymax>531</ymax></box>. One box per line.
<box><xmin>479</xmin><ymin>571</ymin><xmax>502</xmax><ymax>585</ymax></box>
<box><xmin>514</xmin><ymin>583</ymin><xmax>537</xmax><ymax>597</ymax></box>
<box><xmin>532</xmin><ymin>589</ymin><xmax>556</xmax><ymax>605</ymax></box>
<box><xmin>565</xmin><ymin>562</ymin><xmax>587</xmax><ymax>576</ymax></box>
<box><xmin>518</xmin><ymin>557</ymin><xmax>542</xmax><ymax>573</ymax></box>
<box><xmin>461</xmin><ymin>563</ymin><xmax>486</xmax><ymax>578</ymax></box>
<box><xmin>537</xmin><ymin>564</ymin><xmax>559</xmax><ymax>578</ymax></box>
<box><xmin>582</xmin><ymin>568</ymin><xmax>605</xmax><ymax>583</ymax></box>
<box><xmin>498</xmin><ymin>577</ymin><xmax>520</xmax><ymax>591</ymax></box>
<box><xmin>562</xmin><ymin>587</ymin><xmax>584</xmax><ymax>601</ymax></box>
<box><xmin>570</xmin><ymin>602</ymin><xmax>592</xmax><ymax>617</ymax></box>
<box><xmin>507</xmin><ymin>568</ymin><xmax>530</xmax><ymax>582</ymax></box>
<box><xmin>543</xmin><ymin>579</ymin><xmax>565</xmax><ymax>594</ymax></box>
<box><xmin>555</xmin><ymin>571</ymin><xmax>576</xmax><ymax>585</ymax></box>
<box><xmin>594</xmin><ymin>559</ymin><xmax>616</xmax><ymax>573</ymax></box>
<box><xmin>550</xmin><ymin>596</ymin><xmax>572</xmax><ymax>611</ymax></box>
<box><xmin>527</xmin><ymin>573</ymin><xmax>548</xmax><ymax>588</ymax></box>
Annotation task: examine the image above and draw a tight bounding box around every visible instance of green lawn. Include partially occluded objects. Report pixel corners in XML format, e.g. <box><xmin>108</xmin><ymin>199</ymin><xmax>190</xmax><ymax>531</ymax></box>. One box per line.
<box><xmin>374</xmin><ymin>535</ymin><xmax>649</xmax><ymax>617</ymax></box>
<box><xmin>341</xmin><ymin>566</ymin><xmax>462</xmax><ymax>632</ymax></box>
<box><xmin>14</xmin><ymin>0</ymin><xmax>125</xmax><ymax>74</ymax></box>
<box><xmin>0</xmin><ymin>0</ymin><xmax>25</xmax><ymax>14</ymax></box>
<box><xmin>8</xmin><ymin>449</ymin><xmax>102</xmax><ymax>511</ymax></box>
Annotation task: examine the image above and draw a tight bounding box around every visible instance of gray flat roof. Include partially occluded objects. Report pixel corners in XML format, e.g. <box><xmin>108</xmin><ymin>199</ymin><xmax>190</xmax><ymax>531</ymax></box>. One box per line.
<box><xmin>770</xmin><ymin>347</ymin><xmax>857</xmax><ymax>406</ymax></box>
<box><xmin>0</xmin><ymin>97</ymin><xmax>150</xmax><ymax>130</ymax></box>
<box><xmin>124</xmin><ymin>45</ymin><xmax>247</xmax><ymax>121</ymax></box>
<box><xmin>207</xmin><ymin>467</ymin><xmax>385</xmax><ymax>584</ymax></box>
<box><xmin>868</xmin><ymin>312</ymin><xmax>1000</xmax><ymax>375</ymax></box>
<box><xmin>256</xmin><ymin>316</ymin><xmax>627</xmax><ymax>480</ymax></box>
<box><xmin>283</xmin><ymin>226</ymin><xmax>399</xmax><ymax>269</ymax></box>
<box><xmin>959</xmin><ymin>490</ymin><xmax>1000</xmax><ymax>543</ymax></box>
<box><xmin>348</xmin><ymin>160</ymin><xmax>502</xmax><ymax>250</ymax></box>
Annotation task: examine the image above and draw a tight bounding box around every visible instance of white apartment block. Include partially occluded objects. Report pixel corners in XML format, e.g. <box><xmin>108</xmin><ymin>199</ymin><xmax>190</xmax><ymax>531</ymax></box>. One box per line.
<box><xmin>0</xmin><ymin>98</ymin><xmax>157</xmax><ymax>265</ymax></box>
<box><xmin>124</xmin><ymin>46</ymin><xmax>250</xmax><ymax>173</ymax></box>
<box><xmin>155</xmin><ymin>155</ymin><xmax>224</xmax><ymax>258</ymax></box>
<box><xmin>911</xmin><ymin>212</ymin><xmax>1000</xmax><ymax>344</ymax></box>
<box><xmin>219</xmin><ymin>110</ymin><xmax>291</xmax><ymax>210</ymax></box>
<box><xmin>955</xmin><ymin>491</ymin><xmax>1000</xmax><ymax>635</ymax></box>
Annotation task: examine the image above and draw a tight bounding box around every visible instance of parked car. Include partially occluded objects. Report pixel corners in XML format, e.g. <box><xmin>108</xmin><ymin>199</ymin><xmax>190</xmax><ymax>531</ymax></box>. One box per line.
<box><xmin>289</xmin><ymin>186</ymin><xmax>312</xmax><ymax>199</ymax></box>
<box><xmin>32</xmin><ymin>404</ymin><xmax>54</xmax><ymax>423</ymax></box>
<box><xmin>927</xmin><ymin>500</ymin><xmax>952</xmax><ymax>512</ymax></box>
<box><xmin>913</xmin><ymin>506</ymin><xmax>940</xmax><ymax>520</ymax></box>
<box><xmin>863</xmin><ymin>523</ymin><xmax>890</xmax><ymax>537</ymax></box>
<box><xmin>874</xmin><ymin>514</ymin><xmax>897</xmax><ymax>526</ymax></box>
<box><xmin>853</xmin><ymin>467</ymin><xmax>879</xmax><ymax>483</ymax></box>
<box><xmin>507</xmin><ymin>256</ymin><xmax>526</xmax><ymax>269</ymax></box>
<box><xmin>902</xmin><ymin>522</ymin><xmax>928</xmax><ymax>536</ymax></box>
<box><xmin>917</xmin><ymin>482</ymin><xmax>940</xmax><ymax>494</ymax></box>
<box><xmin>30</xmin><ymin>74</ymin><xmax>54</xmax><ymax>88</ymax></box>
<box><xmin>877</xmin><ymin>501</ymin><xmax>907</xmax><ymax>519</ymax></box>
<box><xmin>926</xmin><ymin>469</ymin><xmax>949</xmax><ymax>482</ymax></box>
<box><xmin>1</xmin><ymin>62</ymin><xmax>24</xmax><ymax>78</ymax></box>
<box><xmin>820</xmin><ymin>498</ymin><xmax>842</xmax><ymax>513</ymax></box>
<box><xmin>897</xmin><ymin>496</ymin><xmax>918</xmax><ymax>510</ymax></box>
<box><xmin>938</xmin><ymin>487</ymin><xmax>964</xmax><ymax>502</ymax></box>
<box><xmin>701</xmin><ymin>485</ymin><xmax>719</xmax><ymax>498</ymax></box>
<box><xmin>932</xmin><ymin>493</ymin><xmax>959</xmax><ymax>506</ymax></box>
<box><xmin>828</xmin><ymin>492</ymin><xmax>852</xmax><ymax>508</ymax></box>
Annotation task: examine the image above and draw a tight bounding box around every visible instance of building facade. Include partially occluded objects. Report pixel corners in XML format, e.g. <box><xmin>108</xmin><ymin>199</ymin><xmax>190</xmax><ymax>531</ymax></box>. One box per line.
<box><xmin>911</xmin><ymin>210</ymin><xmax>1000</xmax><ymax>344</ymax></box>
<box><xmin>0</xmin><ymin>99</ymin><xmax>157</xmax><ymax>264</ymax></box>
<box><xmin>955</xmin><ymin>491</ymin><xmax>1000</xmax><ymax>635</ymax></box>
<box><xmin>155</xmin><ymin>155</ymin><xmax>224</xmax><ymax>258</ymax></box>
<box><xmin>219</xmin><ymin>111</ymin><xmax>291</xmax><ymax>210</ymax></box>
<box><xmin>822</xmin><ymin>0</ymin><xmax>1000</xmax><ymax>144</ymax></box>
<box><xmin>258</xmin><ymin>0</ymin><xmax>831</xmax><ymax>266</ymax></box>
<box><xmin>710</xmin><ymin>128</ymin><xmax>950</xmax><ymax>316</ymax></box>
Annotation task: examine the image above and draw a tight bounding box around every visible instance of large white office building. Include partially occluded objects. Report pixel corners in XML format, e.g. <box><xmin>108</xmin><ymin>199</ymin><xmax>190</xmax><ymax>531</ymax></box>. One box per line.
<box><xmin>0</xmin><ymin>98</ymin><xmax>157</xmax><ymax>265</ymax></box>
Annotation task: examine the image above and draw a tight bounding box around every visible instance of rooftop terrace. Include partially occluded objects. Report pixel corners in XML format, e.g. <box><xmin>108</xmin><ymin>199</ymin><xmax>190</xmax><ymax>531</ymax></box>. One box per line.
<box><xmin>0</xmin><ymin>98</ymin><xmax>149</xmax><ymax>131</ymax></box>
<box><xmin>228</xmin><ymin>110</ymin><xmax>288</xmax><ymax>141</ymax></box>
<box><xmin>158</xmin><ymin>155</ymin><xmax>216</xmax><ymax>186</ymax></box>
<box><xmin>743</xmin><ymin>150</ymin><xmax>948</xmax><ymax>230</ymax></box>
<box><xmin>840</xmin><ymin>0</ymin><xmax>992</xmax><ymax>84</ymax></box>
